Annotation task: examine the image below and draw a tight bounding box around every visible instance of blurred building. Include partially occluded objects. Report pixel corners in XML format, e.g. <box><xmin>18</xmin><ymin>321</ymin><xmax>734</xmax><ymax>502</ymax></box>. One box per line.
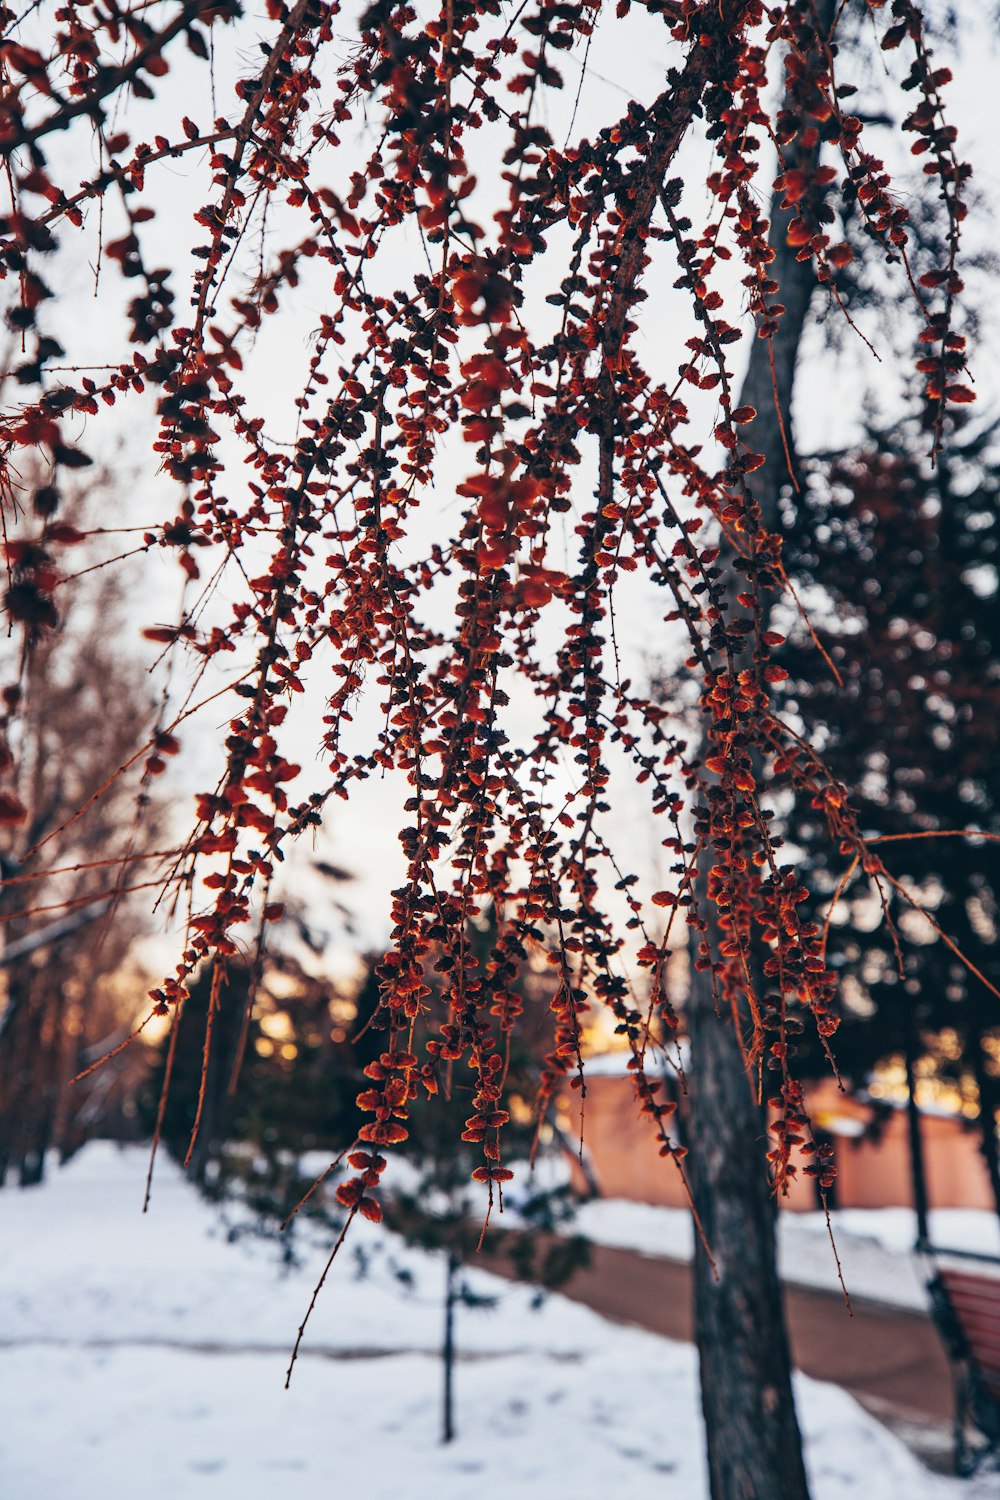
<box><xmin>559</xmin><ymin>1058</ymin><xmax>994</xmax><ymax>1212</ymax></box>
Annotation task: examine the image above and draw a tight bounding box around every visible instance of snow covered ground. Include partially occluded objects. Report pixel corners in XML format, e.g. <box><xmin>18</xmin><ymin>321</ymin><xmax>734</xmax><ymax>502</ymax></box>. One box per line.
<box><xmin>0</xmin><ymin>1144</ymin><xmax>994</xmax><ymax>1499</ymax></box>
<box><xmin>573</xmin><ymin>1196</ymin><xmax>1000</xmax><ymax>1312</ymax></box>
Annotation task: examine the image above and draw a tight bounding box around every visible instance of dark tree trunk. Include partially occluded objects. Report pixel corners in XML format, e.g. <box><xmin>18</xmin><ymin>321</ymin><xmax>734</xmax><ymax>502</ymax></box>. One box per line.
<box><xmin>18</xmin><ymin>1142</ymin><xmax>47</xmax><ymax>1188</ymax></box>
<box><xmin>683</xmin><ymin>10</ymin><xmax>836</xmax><ymax>1495</ymax></box>
<box><xmin>0</xmin><ymin>899</ymin><xmax>114</xmax><ymax>1187</ymax></box>
<box><xmin>19</xmin><ymin>978</ymin><xmax>70</xmax><ymax>1188</ymax></box>
<box><xmin>901</xmin><ymin>999</ymin><xmax>931</xmax><ymax>1248</ymax></box>
<box><xmin>970</xmin><ymin>1028</ymin><xmax>1000</xmax><ymax>1231</ymax></box>
<box><xmin>0</xmin><ymin>989</ymin><xmax>23</xmax><ymax>1186</ymax></box>
<box><xmin>686</xmin><ymin>951</ymin><xmax>811</xmax><ymax>1500</ymax></box>
<box><xmin>442</xmin><ymin>1249</ymin><xmax>459</xmax><ymax>1445</ymax></box>
<box><xmin>0</xmin><ymin>978</ymin><xmax>48</xmax><ymax>1187</ymax></box>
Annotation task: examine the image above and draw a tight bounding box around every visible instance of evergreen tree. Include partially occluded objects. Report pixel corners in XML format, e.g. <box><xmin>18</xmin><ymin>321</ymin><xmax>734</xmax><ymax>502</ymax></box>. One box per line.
<box><xmin>142</xmin><ymin>946</ymin><xmax>380</xmax><ymax>1246</ymax></box>
<box><xmin>147</xmin><ymin>904</ymin><xmax>588</xmax><ymax>1434</ymax></box>
<box><xmin>780</xmin><ymin>419</ymin><xmax>1000</xmax><ymax>1224</ymax></box>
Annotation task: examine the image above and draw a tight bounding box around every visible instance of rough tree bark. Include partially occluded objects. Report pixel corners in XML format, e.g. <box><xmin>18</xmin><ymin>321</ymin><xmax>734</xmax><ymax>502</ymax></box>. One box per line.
<box><xmin>682</xmin><ymin>10</ymin><xmax>835</xmax><ymax>1494</ymax></box>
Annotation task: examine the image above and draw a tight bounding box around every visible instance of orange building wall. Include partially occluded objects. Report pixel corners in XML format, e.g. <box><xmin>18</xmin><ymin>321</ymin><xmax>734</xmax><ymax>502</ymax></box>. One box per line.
<box><xmin>558</xmin><ymin>1072</ymin><xmax>994</xmax><ymax>1212</ymax></box>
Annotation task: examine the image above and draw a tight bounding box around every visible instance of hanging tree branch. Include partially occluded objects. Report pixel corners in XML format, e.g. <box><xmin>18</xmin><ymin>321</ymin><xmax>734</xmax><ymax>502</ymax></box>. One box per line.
<box><xmin>0</xmin><ymin>0</ymin><xmax>979</xmax><ymax>1342</ymax></box>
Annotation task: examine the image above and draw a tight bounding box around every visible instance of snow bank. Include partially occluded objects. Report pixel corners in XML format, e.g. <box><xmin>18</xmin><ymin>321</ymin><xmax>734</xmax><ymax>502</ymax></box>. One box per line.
<box><xmin>0</xmin><ymin>1142</ymin><xmax>604</xmax><ymax>1357</ymax></box>
<box><xmin>0</xmin><ymin>1144</ymin><xmax>993</xmax><ymax>1499</ymax></box>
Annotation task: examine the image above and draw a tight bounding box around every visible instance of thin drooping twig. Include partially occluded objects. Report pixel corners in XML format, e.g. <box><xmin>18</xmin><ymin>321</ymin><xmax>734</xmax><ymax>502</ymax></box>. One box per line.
<box><xmin>285</xmin><ymin>1207</ymin><xmax>358</xmax><ymax>1389</ymax></box>
<box><xmin>144</xmin><ymin>991</ymin><xmax>187</xmax><ymax>1214</ymax></box>
<box><xmin>183</xmin><ymin>959</ymin><xmax>226</xmax><ymax>1170</ymax></box>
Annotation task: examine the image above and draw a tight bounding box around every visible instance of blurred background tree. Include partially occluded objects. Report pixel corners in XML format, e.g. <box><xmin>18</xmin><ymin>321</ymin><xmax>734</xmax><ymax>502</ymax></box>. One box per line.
<box><xmin>0</xmin><ymin>472</ymin><xmax>163</xmax><ymax>1187</ymax></box>
<box><xmin>144</xmin><ymin>898</ymin><xmax>588</xmax><ymax>1438</ymax></box>
<box><xmin>140</xmin><ymin>891</ymin><xmax>379</xmax><ymax>1246</ymax></box>
<box><xmin>780</xmin><ymin>416</ymin><xmax>1000</xmax><ymax>1235</ymax></box>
